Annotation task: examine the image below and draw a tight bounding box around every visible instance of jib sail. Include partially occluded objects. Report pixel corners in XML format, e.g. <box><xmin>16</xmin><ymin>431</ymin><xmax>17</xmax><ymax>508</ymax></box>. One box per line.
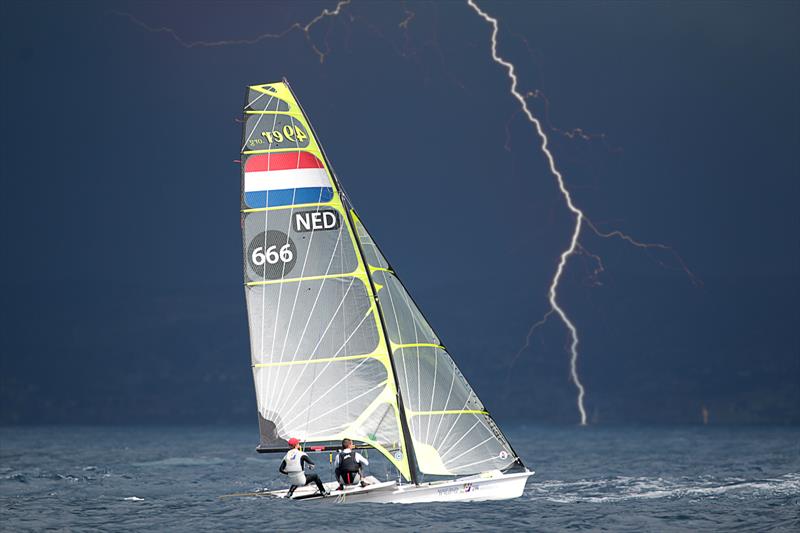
<box><xmin>351</xmin><ymin>214</ymin><xmax>518</xmax><ymax>476</ymax></box>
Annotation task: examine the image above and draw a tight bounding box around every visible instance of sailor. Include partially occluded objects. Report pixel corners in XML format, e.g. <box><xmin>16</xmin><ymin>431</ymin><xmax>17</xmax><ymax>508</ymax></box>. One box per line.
<box><xmin>334</xmin><ymin>438</ymin><xmax>369</xmax><ymax>490</ymax></box>
<box><xmin>279</xmin><ymin>438</ymin><xmax>329</xmax><ymax>498</ymax></box>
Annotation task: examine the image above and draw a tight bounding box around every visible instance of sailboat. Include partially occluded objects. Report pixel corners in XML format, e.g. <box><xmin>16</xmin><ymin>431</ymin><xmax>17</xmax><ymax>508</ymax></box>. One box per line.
<box><xmin>239</xmin><ymin>80</ymin><xmax>533</xmax><ymax>503</ymax></box>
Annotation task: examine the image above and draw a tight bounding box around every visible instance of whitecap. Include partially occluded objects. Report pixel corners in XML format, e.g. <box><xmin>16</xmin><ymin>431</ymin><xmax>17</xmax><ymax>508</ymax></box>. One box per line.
<box><xmin>132</xmin><ymin>457</ymin><xmax>226</xmax><ymax>467</ymax></box>
<box><xmin>531</xmin><ymin>473</ymin><xmax>800</xmax><ymax>503</ymax></box>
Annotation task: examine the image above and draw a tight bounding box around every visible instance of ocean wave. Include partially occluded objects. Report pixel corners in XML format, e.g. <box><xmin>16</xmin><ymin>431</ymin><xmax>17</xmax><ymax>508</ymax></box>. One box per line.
<box><xmin>0</xmin><ymin>472</ymin><xmax>28</xmax><ymax>483</ymax></box>
<box><xmin>0</xmin><ymin>471</ymin><xmax>84</xmax><ymax>483</ymax></box>
<box><xmin>531</xmin><ymin>473</ymin><xmax>800</xmax><ymax>503</ymax></box>
<box><xmin>132</xmin><ymin>457</ymin><xmax>227</xmax><ymax>467</ymax></box>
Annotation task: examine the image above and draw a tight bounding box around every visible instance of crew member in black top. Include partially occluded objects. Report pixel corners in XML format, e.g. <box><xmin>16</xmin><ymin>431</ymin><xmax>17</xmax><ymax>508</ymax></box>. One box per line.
<box><xmin>334</xmin><ymin>438</ymin><xmax>369</xmax><ymax>491</ymax></box>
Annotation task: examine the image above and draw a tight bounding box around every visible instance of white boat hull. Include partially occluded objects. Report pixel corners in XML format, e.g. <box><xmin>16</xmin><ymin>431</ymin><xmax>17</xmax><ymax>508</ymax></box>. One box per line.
<box><xmin>267</xmin><ymin>470</ymin><xmax>534</xmax><ymax>504</ymax></box>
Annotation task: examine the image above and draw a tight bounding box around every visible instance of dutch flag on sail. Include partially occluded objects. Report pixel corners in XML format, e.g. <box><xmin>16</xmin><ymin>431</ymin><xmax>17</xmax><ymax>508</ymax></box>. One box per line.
<box><xmin>243</xmin><ymin>151</ymin><xmax>333</xmax><ymax>208</ymax></box>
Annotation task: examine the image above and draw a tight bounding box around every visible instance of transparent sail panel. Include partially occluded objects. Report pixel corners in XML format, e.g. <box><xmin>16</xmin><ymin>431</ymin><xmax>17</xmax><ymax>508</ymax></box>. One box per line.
<box><xmin>353</xmin><ymin>216</ymin><xmax>389</xmax><ymax>269</ymax></box>
<box><xmin>245</xmin><ymin>280</ymin><xmax>379</xmax><ymax>366</ymax></box>
<box><xmin>254</xmin><ymin>358</ymin><xmax>387</xmax><ymax>440</ymax></box>
<box><xmin>245</xmin><ymin>87</ymin><xmax>290</xmax><ymax>112</ymax></box>
<box><xmin>371</xmin><ymin>270</ymin><xmax>439</xmax><ymax>347</ymax></box>
<box><xmin>355</xmin><ymin>401</ymin><xmax>403</xmax><ymax>452</ymax></box>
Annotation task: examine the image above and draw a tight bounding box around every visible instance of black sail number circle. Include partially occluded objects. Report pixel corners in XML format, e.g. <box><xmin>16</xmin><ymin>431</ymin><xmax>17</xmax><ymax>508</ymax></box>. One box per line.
<box><xmin>248</xmin><ymin>230</ymin><xmax>297</xmax><ymax>280</ymax></box>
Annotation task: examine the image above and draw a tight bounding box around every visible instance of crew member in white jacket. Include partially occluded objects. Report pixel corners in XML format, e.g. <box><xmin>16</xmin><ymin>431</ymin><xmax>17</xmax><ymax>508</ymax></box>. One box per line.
<box><xmin>279</xmin><ymin>438</ymin><xmax>329</xmax><ymax>498</ymax></box>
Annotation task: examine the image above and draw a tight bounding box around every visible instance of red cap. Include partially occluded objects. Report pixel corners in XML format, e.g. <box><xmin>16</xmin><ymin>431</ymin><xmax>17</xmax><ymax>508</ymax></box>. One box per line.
<box><xmin>287</xmin><ymin>437</ymin><xmax>300</xmax><ymax>447</ymax></box>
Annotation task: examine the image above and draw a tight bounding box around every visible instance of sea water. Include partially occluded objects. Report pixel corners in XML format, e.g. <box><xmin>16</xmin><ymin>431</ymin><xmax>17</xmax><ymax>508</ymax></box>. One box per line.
<box><xmin>1</xmin><ymin>425</ymin><xmax>797</xmax><ymax>531</ymax></box>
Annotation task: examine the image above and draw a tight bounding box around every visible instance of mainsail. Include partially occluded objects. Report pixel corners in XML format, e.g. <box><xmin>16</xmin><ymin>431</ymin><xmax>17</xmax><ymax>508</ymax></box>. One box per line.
<box><xmin>241</xmin><ymin>81</ymin><xmax>520</xmax><ymax>482</ymax></box>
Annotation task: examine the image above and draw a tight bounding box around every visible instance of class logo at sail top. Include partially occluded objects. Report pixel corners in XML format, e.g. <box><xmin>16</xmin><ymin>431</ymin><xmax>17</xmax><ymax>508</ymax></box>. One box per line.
<box><xmin>244</xmin><ymin>114</ymin><xmax>310</xmax><ymax>151</ymax></box>
<box><xmin>243</xmin><ymin>151</ymin><xmax>333</xmax><ymax>209</ymax></box>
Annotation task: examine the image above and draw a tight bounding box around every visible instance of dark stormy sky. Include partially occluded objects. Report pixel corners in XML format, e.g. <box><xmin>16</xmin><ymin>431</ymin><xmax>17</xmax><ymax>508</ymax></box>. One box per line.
<box><xmin>1</xmin><ymin>1</ymin><xmax>798</xmax><ymax>426</ymax></box>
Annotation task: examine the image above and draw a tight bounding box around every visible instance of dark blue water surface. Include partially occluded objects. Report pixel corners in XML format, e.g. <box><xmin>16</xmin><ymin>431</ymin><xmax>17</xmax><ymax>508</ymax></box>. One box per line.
<box><xmin>1</xmin><ymin>426</ymin><xmax>798</xmax><ymax>531</ymax></box>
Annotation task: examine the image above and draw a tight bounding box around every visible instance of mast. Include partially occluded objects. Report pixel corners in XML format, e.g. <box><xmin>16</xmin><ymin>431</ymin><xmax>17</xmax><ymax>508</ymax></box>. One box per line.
<box><xmin>283</xmin><ymin>81</ymin><xmax>420</xmax><ymax>485</ymax></box>
<box><xmin>342</xmin><ymin>198</ymin><xmax>421</xmax><ymax>485</ymax></box>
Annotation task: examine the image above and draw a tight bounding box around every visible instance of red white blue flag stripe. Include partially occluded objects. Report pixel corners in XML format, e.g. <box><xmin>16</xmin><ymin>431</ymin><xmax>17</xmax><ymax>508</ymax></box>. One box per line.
<box><xmin>244</xmin><ymin>151</ymin><xmax>333</xmax><ymax>208</ymax></box>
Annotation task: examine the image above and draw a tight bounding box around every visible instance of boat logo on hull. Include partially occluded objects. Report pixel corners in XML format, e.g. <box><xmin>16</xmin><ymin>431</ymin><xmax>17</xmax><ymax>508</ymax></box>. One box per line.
<box><xmin>436</xmin><ymin>483</ymin><xmax>480</xmax><ymax>497</ymax></box>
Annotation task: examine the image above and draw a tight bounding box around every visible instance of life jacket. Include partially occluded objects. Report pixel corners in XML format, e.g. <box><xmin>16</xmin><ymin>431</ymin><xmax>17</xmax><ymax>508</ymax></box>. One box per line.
<box><xmin>283</xmin><ymin>450</ymin><xmax>305</xmax><ymax>472</ymax></box>
<box><xmin>338</xmin><ymin>450</ymin><xmax>360</xmax><ymax>473</ymax></box>
<box><xmin>283</xmin><ymin>450</ymin><xmax>306</xmax><ymax>486</ymax></box>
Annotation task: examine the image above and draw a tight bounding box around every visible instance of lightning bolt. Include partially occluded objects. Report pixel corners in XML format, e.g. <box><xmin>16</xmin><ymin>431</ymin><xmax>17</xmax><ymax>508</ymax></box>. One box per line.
<box><xmin>111</xmin><ymin>0</ymin><xmax>351</xmax><ymax>62</ymax></box>
<box><xmin>469</xmin><ymin>1</ymin><xmax>701</xmax><ymax>425</ymax></box>
<box><xmin>467</xmin><ymin>0</ymin><xmax>588</xmax><ymax>425</ymax></box>
<box><xmin>584</xmin><ymin>219</ymin><xmax>701</xmax><ymax>287</ymax></box>
<box><xmin>506</xmin><ymin>90</ymin><xmax>624</xmax><ymax>155</ymax></box>
<box><xmin>399</xmin><ymin>2</ymin><xmax>415</xmax><ymax>29</ymax></box>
